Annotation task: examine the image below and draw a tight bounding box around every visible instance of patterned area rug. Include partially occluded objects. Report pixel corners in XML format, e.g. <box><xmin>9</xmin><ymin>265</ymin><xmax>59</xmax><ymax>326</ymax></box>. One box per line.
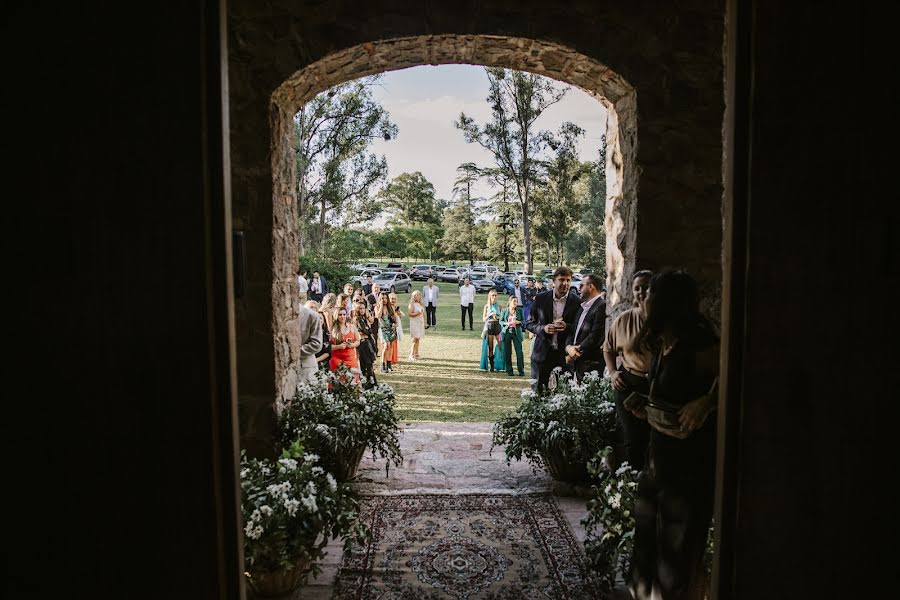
<box><xmin>333</xmin><ymin>494</ymin><xmax>599</xmax><ymax>599</ymax></box>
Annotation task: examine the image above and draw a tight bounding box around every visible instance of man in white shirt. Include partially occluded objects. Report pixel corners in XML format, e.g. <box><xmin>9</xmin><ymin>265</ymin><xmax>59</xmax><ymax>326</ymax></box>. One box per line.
<box><xmin>513</xmin><ymin>278</ymin><xmax>523</xmax><ymax>304</ymax></box>
<box><xmin>564</xmin><ymin>274</ymin><xmax>607</xmax><ymax>382</ymax></box>
<box><xmin>297</xmin><ymin>269</ymin><xmax>309</xmax><ymax>303</ymax></box>
<box><xmin>423</xmin><ymin>278</ymin><xmax>440</xmax><ymax>329</ymax></box>
<box><xmin>459</xmin><ymin>276</ymin><xmax>476</xmax><ymax>331</ymax></box>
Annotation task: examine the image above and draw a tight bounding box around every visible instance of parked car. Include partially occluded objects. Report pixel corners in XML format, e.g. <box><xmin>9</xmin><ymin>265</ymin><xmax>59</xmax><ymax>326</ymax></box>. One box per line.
<box><xmin>383</xmin><ymin>262</ymin><xmax>405</xmax><ymax>272</ymax></box>
<box><xmin>467</xmin><ymin>266</ymin><xmax>491</xmax><ymax>278</ymax></box>
<box><xmin>351</xmin><ymin>262</ymin><xmax>380</xmax><ymax>270</ymax></box>
<box><xmin>436</xmin><ymin>267</ymin><xmax>465</xmax><ymax>283</ymax></box>
<box><xmin>462</xmin><ymin>274</ymin><xmax>496</xmax><ymax>293</ymax></box>
<box><xmin>351</xmin><ymin>268</ymin><xmax>382</xmax><ymax>284</ymax></box>
<box><xmin>372</xmin><ymin>271</ymin><xmax>412</xmax><ymax>293</ymax></box>
<box><xmin>408</xmin><ymin>264</ymin><xmax>434</xmax><ymax>280</ymax></box>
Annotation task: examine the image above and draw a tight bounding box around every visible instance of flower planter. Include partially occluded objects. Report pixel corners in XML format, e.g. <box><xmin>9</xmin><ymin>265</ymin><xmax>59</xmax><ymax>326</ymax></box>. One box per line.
<box><xmin>334</xmin><ymin>444</ymin><xmax>367</xmax><ymax>482</ymax></box>
<box><xmin>245</xmin><ymin>557</ymin><xmax>311</xmax><ymax>598</ymax></box>
<box><xmin>539</xmin><ymin>445</ymin><xmax>590</xmax><ymax>483</ymax></box>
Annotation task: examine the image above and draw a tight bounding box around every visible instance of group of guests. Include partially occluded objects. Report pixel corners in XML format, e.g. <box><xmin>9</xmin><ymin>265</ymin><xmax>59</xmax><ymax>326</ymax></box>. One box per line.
<box><xmin>294</xmin><ymin>274</ymin><xmax>430</xmax><ymax>386</ymax></box>
<box><xmin>522</xmin><ymin>265</ymin><xmax>718</xmax><ymax>600</ymax></box>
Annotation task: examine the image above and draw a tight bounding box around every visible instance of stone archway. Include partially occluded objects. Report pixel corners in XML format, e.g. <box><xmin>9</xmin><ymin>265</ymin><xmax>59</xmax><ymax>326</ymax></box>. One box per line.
<box><xmin>269</xmin><ymin>35</ymin><xmax>636</xmax><ymax>400</ymax></box>
<box><xmin>228</xmin><ymin>3</ymin><xmax>725</xmax><ymax>453</ymax></box>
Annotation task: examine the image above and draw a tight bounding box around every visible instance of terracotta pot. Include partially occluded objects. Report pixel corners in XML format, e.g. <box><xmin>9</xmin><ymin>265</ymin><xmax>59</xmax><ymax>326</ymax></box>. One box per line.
<box><xmin>245</xmin><ymin>556</ymin><xmax>311</xmax><ymax>597</ymax></box>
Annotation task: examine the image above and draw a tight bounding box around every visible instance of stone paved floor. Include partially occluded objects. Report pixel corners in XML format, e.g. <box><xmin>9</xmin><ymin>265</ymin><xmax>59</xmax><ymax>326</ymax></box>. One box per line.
<box><xmin>273</xmin><ymin>421</ymin><xmax>602</xmax><ymax>600</ymax></box>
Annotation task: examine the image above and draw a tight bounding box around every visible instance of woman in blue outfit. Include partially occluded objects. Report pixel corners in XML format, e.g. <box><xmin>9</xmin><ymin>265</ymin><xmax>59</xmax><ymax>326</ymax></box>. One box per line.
<box><xmin>500</xmin><ymin>296</ymin><xmax>526</xmax><ymax>376</ymax></box>
<box><xmin>479</xmin><ymin>289</ymin><xmax>505</xmax><ymax>372</ymax></box>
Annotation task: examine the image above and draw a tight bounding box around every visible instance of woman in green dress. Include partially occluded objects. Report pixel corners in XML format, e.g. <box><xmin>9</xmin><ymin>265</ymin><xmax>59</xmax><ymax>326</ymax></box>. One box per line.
<box><xmin>500</xmin><ymin>296</ymin><xmax>525</xmax><ymax>376</ymax></box>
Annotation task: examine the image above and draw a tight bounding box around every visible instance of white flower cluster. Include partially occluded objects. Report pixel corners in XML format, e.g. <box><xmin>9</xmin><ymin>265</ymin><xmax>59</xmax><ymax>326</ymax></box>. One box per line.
<box><xmin>244</xmin><ymin>507</ymin><xmax>265</xmax><ymax>540</ymax></box>
<box><xmin>277</xmin><ymin>457</ymin><xmax>298</xmax><ymax>472</ymax></box>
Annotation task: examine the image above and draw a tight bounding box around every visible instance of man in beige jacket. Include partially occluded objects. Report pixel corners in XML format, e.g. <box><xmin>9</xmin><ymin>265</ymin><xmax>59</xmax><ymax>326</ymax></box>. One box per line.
<box><xmin>297</xmin><ymin>302</ymin><xmax>323</xmax><ymax>382</ymax></box>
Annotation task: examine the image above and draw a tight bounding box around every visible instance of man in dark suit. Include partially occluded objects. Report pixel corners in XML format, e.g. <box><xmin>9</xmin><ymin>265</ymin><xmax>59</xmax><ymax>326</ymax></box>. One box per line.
<box><xmin>565</xmin><ymin>273</ymin><xmax>607</xmax><ymax>382</ymax></box>
<box><xmin>365</xmin><ymin>282</ymin><xmax>382</xmax><ymax>310</ymax></box>
<box><xmin>525</xmin><ymin>266</ymin><xmax>581</xmax><ymax>392</ymax></box>
<box><xmin>362</xmin><ymin>274</ymin><xmax>374</xmax><ymax>296</ymax></box>
<box><xmin>309</xmin><ymin>271</ymin><xmax>328</xmax><ymax>303</ymax></box>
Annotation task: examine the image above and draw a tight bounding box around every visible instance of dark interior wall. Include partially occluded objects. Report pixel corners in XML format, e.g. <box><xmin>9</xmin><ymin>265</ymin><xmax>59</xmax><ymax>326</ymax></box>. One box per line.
<box><xmin>229</xmin><ymin>0</ymin><xmax>726</xmax><ymax>452</ymax></box>
<box><xmin>722</xmin><ymin>2</ymin><xmax>894</xmax><ymax>599</ymax></box>
<box><xmin>11</xmin><ymin>1</ymin><xmax>242</xmax><ymax>597</ymax></box>
<box><xmin>12</xmin><ymin>1</ymin><xmax>895</xmax><ymax>598</ymax></box>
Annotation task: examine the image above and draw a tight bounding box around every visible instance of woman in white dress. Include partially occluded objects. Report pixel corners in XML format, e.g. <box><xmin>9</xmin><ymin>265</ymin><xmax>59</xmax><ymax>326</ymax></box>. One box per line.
<box><xmin>407</xmin><ymin>290</ymin><xmax>426</xmax><ymax>360</ymax></box>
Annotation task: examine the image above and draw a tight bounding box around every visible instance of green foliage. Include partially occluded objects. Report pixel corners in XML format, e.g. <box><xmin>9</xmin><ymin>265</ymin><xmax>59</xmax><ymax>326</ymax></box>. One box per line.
<box><xmin>490</xmin><ymin>370</ymin><xmax>618</xmax><ymax>477</ymax></box>
<box><xmin>278</xmin><ymin>366</ymin><xmax>404</xmax><ymax>478</ymax></box>
<box><xmin>295</xmin><ymin>76</ymin><xmax>397</xmax><ymax>255</ymax></box>
<box><xmin>439</xmin><ymin>201</ymin><xmax>485</xmax><ymax>262</ymax></box>
<box><xmin>325</xmin><ymin>228</ymin><xmax>372</xmax><ymax>262</ymax></box>
<box><xmin>581</xmin><ymin>447</ymin><xmax>715</xmax><ymax>591</ymax></box>
<box><xmin>532</xmin><ymin>122</ymin><xmax>592</xmax><ymax>266</ymax></box>
<box><xmin>578</xmin><ymin>139</ymin><xmax>608</xmax><ymax>273</ymax></box>
<box><xmin>297</xmin><ymin>255</ymin><xmax>354</xmax><ymax>288</ymax></box>
<box><xmin>378</xmin><ymin>171</ymin><xmax>444</xmax><ymax>226</ymax></box>
<box><xmin>240</xmin><ymin>440</ymin><xmax>368</xmax><ymax>576</ymax></box>
<box><xmin>581</xmin><ymin>448</ymin><xmax>640</xmax><ymax>590</ymax></box>
<box><xmin>456</xmin><ymin>67</ymin><xmax>568</xmax><ymax>273</ymax></box>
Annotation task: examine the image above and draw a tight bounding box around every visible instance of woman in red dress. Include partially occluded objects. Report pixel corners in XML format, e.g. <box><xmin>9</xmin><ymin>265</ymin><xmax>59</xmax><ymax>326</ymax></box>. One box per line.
<box><xmin>329</xmin><ymin>306</ymin><xmax>361</xmax><ymax>382</ymax></box>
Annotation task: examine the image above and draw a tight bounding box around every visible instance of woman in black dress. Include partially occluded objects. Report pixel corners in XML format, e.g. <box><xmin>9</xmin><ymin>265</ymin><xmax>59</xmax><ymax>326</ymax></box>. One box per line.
<box><xmin>627</xmin><ymin>271</ymin><xmax>719</xmax><ymax>600</ymax></box>
<box><xmin>353</xmin><ymin>301</ymin><xmax>378</xmax><ymax>387</ymax></box>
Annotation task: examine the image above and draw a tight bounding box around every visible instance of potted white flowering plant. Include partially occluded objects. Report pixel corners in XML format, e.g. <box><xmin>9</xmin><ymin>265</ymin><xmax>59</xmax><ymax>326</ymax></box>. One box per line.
<box><xmin>491</xmin><ymin>370</ymin><xmax>618</xmax><ymax>483</ymax></box>
<box><xmin>240</xmin><ymin>439</ymin><xmax>368</xmax><ymax>597</ymax></box>
<box><xmin>279</xmin><ymin>365</ymin><xmax>403</xmax><ymax>482</ymax></box>
<box><xmin>581</xmin><ymin>447</ymin><xmax>641</xmax><ymax>591</ymax></box>
<box><xmin>582</xmin><ymin>447</ymin><xmax>715</xmax><ymax>595</ymax></box>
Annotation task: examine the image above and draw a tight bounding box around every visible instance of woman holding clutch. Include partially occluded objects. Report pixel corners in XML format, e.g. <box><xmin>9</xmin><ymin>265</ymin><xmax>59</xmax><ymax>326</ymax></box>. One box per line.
<box><xmin>627</xmin><ymin>270</ymin><xmax>719</xmax><ymax>600</ymax></box>
<box><xmin>500</xmin><ymin>295</ymin><xmax>525</xmax><ymax>376</ymax></box>
<box><xmin>480</xmin><ymin>289</ymin><xmax>504</xmax><ymax>372</ymax></box>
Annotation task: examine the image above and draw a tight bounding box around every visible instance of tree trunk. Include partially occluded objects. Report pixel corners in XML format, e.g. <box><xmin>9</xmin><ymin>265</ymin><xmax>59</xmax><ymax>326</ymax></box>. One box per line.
<box><xmin>319</xmin><ymin>198</ymin><xmax>327</xmax><ymax>258</ymax></box>
<box><xmin>522</xmin><ymin>201</ymin><xmax>532</xmax><ymax>275</ymax></box>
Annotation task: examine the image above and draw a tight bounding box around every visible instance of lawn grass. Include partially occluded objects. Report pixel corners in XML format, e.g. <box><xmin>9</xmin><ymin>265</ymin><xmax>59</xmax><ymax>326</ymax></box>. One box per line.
<box><xmin>376</xmin><ymin>281</ymin><xmax>533</xmax><ymax>422</ymax></box>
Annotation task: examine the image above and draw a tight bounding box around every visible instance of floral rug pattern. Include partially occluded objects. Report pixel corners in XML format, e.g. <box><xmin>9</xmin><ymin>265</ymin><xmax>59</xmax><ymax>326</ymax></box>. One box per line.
<box><xmin>333</xmin><ymin>494</ymin><xmax>598</xmax><ymax>599</ymax></box>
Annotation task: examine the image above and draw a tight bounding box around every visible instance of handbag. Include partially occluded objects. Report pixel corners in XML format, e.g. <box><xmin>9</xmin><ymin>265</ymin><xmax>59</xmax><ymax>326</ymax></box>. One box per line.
<box><xmin>486</xmin><ymin>318</ymin><xmax>501</xmax><ymax>336</ymax></box>
<box><xmin>635</xmin><ymin>347</ymin><xmax>718</xmax><ymax>440</ymax></box>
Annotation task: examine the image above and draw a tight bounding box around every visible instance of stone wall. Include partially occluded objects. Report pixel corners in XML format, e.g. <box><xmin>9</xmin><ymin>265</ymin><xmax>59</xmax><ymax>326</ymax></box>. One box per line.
<box><xmin>228</xmin><ymin>0</ymin><xmax>726</xmax><ymax>453</ymax></box>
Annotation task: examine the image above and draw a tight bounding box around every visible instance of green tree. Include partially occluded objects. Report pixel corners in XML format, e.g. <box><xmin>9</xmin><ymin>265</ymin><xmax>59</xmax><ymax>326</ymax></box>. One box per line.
<box><xmin>532</xmin><ymin>122</ymin><xmax>591</xmax><ymax>266</ymax></box>
<box><xmin>579</xmin><ymin>138</ymin><xmax>607</xmax><ymax>273</ymax></box>
<box><xmin>439</xmin><ymin>201</ymin><xmax>485</xmax><ymax>265</ymax></box>
<box><xmin>324</xmin><ymin>227</ymin><xmax>372</xmax><ymax>263</ymax></box>
<box><xmin>377</xmin><ymin>172</ymin><xmax>443</xmax><ymax>226</ymax></box>
<box><xmin>455</xmin><ymin>68</ymin><xmax>567</xmax><ymax>274</ymax></box>
<box><xmin>483</xmin><ymin>175</ymin><xmax>522</xmax><ymax>271</ymax></box>
<box><xmin>295</xmin><ymin>76</ymin><xmax>397</xmax><ymax>255</ymax></box>
<box><xmin>371</xmin><ymin>227</ymin><xmax>406</xmax><ymax>260</ymax></box>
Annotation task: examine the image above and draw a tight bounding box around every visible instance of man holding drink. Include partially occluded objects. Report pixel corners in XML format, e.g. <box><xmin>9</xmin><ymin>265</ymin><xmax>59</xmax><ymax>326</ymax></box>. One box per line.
<box><xmin>525</xmin><ymin>266</ymin><xmax>581</xmax><ymax>392</ymax></box>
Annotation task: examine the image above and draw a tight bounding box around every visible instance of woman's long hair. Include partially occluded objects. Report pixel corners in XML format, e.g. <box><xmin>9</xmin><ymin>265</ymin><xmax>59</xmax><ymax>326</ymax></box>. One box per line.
<box><xmin>484</xmin><ymin>289</ymin><xmax>498</xmax><ymax>310</ymax></box>
<box><xmin>637</xmin><ymin>270</ymin><xmax>704</xmax><ymax>350</ymax></box>
<box><xmin>375</xmin><ymin>291</ymin><xmax>396</xmax><ymax>320</ymax></box>
<box><xmin>331</xmin><ymin>306</ymin><xmax>349</xmax><ymax>343</ymax></box>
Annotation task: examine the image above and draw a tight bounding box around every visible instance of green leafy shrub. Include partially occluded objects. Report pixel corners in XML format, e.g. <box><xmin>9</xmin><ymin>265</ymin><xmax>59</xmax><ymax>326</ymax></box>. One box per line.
<box><xmin>279</xmin><ymin>365</ymin><xmax>403</xmax><ymax>480</ymax></box>
<box><xmin>490</xmin><ymin>370</ymin><xmax>618</xmax><ymax>482</ymax></box>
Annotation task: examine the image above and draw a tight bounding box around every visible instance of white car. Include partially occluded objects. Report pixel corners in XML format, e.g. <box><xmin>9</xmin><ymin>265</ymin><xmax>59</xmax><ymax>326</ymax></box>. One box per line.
<box><xmin>351</xmin><ymin>268</ymin><xmax>382</xmax><ymax>284</ymax></box>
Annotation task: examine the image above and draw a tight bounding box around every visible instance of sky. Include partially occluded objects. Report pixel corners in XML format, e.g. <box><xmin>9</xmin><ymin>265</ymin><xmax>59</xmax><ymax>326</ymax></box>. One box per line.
<box><xmin>367</xmin><ymin>65</ymin><xmax>608</xmax><ymax>225</ymax></box>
